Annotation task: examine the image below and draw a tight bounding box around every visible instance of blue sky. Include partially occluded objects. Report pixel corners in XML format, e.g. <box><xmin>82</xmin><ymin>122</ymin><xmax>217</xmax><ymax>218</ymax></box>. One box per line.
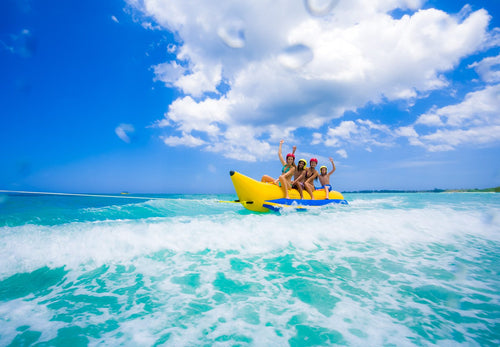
<box><xmin>1</xmin><ymin>0</ymin><xmax>500</xmax><ymax>194</ymax></box>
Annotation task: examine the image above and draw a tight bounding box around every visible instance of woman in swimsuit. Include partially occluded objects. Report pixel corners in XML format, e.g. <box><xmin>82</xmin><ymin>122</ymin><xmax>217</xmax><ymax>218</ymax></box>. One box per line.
<box><xmin>291</xmin><ymin>159</ymin><xmax>307</xmax><ymax>199</ymax></box>
<box><xmin>261</xmin><ymin>140</ymin><xmax>296</xmax><ymax>198</ymax></box>
<box><xmin>304</xmin><ymin>158</ymin><xmax>319</xmax><ymax>199</ymax></box>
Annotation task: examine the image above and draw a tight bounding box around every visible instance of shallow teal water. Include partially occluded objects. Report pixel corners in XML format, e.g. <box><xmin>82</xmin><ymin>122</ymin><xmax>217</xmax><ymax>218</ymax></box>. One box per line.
<box><xmin>0</xmin><ymin>192</ymin><xmax>499</xmax><ymax>346</ymax></box>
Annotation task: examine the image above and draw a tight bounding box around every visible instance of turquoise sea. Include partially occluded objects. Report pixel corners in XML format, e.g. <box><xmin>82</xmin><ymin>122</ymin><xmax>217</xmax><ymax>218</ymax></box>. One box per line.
<box><xmin>0</xmin><ymin>192</ymin><xmax>499</xmax><ymax>346</ymax></box>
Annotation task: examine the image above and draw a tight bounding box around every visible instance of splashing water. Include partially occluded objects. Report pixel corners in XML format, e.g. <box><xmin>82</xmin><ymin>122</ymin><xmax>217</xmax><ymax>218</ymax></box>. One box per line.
<box><xmin>218</xmin><ymin>20</ymin><xmax>246</xmax><ymax>48</ymax></box>
<box><xmin>304</xmin><ymin>0</ymin><xmax>340</xmax><ymax>17</ymax></box>
<box><xmin>0</xmin><ymin>193</ymin><xmax>499</xmax><ymax>345</ymax></box>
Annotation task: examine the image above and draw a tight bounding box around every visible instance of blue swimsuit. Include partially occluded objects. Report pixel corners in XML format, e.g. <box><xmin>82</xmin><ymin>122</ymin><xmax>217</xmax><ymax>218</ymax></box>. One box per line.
<box><xmin>278</xmin><ymin>165</ymin><xmax>292</xmax><ymax>187</ymax></box>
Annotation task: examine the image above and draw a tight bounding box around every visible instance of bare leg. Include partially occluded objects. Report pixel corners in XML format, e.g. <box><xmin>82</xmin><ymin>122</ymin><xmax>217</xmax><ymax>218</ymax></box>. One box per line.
<box><xmin>305</xmin><ymin>182</ymin><xmax>315</xmax><ymax>200</ymax></box>
<box><xmin>324</xmin><ymin>186</ymin><xmax>330</xmax><ymax>199</ymax></box>
<box><xmin>261</xmin><ymin>175</ymin><xmax>275</xmax><ymax>183</ymax></box>
<box><xmin>279</xmin><ymin>175</ymin><xmax>290</xmax><ymax>198</ymax></box>
<box><xmin>294</xmin><ymin>183</ymin><xmax>304</xmax><ymax>199</ymax></box>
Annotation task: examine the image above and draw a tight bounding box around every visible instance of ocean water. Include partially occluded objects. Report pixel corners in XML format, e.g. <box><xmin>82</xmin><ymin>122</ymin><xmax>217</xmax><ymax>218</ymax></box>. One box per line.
<box><xmin>0</xmin><ymin>192</ymin><xmax>499</xmax><ymax>346</ymax></box>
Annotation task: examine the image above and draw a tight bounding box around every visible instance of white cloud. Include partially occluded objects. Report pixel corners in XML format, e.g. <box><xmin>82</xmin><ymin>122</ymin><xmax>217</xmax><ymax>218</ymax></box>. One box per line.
<box><xmin>414</xmin><ymin>109</ymin><xmax>444</xmax><ymax>126</ymax></box>
<box><xmin>311</xmin><ymin>132</ymin><xmax>323</xmax><ymax>145</ymax></box>
<box><xmin>325</xmin><ymin>121</ymin><xmax>358</xmax><ymax>147</ymax></box>
<box><xmin>165</xmin><ymin>96</ymin><xmax>230</xmax><ymax>136</ymax></box>
<box><xmin>322</xmin><ymin>83</ymin><xmax>500</xmax><ymax>152</ymax></box>
<box><xmin>217</xmin><ymin>19</ymin><xmax>246</xmax><ymax>48</ymax></box>
<box><xmin>161</xmin><ymin>133</ymin><xmax>205</xmax><ymax>147</ymax></box>
<box><xmin>324</xmin><ymin>119</ymin><xmax>396</xmax><ymax>150</ymax></box>
<box><xmin>153</xmin><ymin>61</ymin><xmax>187</xmax><ymax>86</ymax></box>
<box><xmin>395</xmin><ymin>126</ymin><xmax>423</xmax><ymax>146</ymax></box>
<box><xmin>400</xmin><ymin>84</ymin><xmax>500</xmax><ymax>150</ymax></box>
<box><xmin>128</xmin><ymin>0</ymin><xmax>496</xmax><ymax>160</ymax></box>
<box><xmin>174</xmin><ymin>63</ymin><xmax>222</xmax><ymax>97</ymax></box>
<box><xmin>336</xmin><ymin>149</ymin><xmax>348</xmax><ymax>158</ymax></box>
<box><xmin>420</xmin><ymin>126</ymin><xmax>500</xmax><ymax>151</ymax></box>
<box><xmin>417</xmin><ymin>84</ymin><xmax>500</xmax><ymax>128</ymax></box>
<box><xmin>469</xmin><ymin>53</ymin><xmax>500</xmax><ymax>83</ymax></box>
<box><xmin>115</xmin><ymin>124</ymin><xmax>135</xmax><ymax>143</ymax></box>
<box><xmin>167</xmin><ymin>43</ymin><xmax>177</xmax><ymax>54</ymax></box>
<box><xmin>111</xmin><ymin>15</ymin><xmax>119</xmax><ymax>23</ymax></box>
<box><xmin>395</xmin><ymin>126</ymin><xmax>418</xmax><ymax>138</ymax></box>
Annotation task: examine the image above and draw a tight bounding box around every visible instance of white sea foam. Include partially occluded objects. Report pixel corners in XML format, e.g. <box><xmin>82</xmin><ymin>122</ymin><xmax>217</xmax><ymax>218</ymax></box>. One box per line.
<box><xmin>1</xmin><ymin>194</ymin><xmax>499</xmax><ymax>346</ymax></box>
<box><xmin>1</xmin><ymin>200</ymin><xmax>499</xmax><ymax>278</ymax></box>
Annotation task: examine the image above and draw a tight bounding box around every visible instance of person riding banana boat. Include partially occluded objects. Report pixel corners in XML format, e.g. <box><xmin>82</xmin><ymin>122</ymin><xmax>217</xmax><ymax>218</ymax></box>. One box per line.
<box><xmin>229</xmin><ymin>140</ymin><xmax>347</xmax><ymax>212</ymax></box>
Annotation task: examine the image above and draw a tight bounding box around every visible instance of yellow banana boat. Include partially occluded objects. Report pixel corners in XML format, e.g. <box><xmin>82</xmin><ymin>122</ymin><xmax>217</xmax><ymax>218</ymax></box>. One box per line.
<box><xmin>229</xmin><ymin>170</ymin><xmax>348</xmax><ymax>212</ymax></box>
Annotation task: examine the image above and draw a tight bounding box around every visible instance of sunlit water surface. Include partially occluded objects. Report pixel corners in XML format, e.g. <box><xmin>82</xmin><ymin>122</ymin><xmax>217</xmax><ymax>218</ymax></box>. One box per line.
<box><xmin>1</xmin><ymin>192</ymin><xmax>499</xmax><ymax>346</ymax></box>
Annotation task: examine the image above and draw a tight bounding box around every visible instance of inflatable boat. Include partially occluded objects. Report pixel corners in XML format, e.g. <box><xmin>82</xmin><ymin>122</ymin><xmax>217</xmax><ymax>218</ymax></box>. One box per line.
<box><xmin>229</xmin><ymin>170</ymin><xmax>348</xmax><ymax>212</ymax></box>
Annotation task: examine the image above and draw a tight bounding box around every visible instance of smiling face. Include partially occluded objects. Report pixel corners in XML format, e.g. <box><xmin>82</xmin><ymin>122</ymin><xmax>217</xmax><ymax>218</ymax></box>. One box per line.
<box><xmin>286</xmin><ymin>156</ymin><xmax>294</xmax><ymax>165</ymax></box>
<box><xmin>310</xmin><ymin>161</ymin><xmax>317</xmax><ymax>168</ymax></box>
<box><xmin>298</xmin><ymin>160</ymin><xmax>306</xmax><ymax>169</ymax></box>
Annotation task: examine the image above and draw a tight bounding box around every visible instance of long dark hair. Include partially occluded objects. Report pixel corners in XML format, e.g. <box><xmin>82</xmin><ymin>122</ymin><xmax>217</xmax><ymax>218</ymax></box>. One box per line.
<box><xmin>286</xmin><ymin>155</ymin><xmax>296</xmax><ymax>169</ymax></box>
<box><xmin>296</xmin><ymin>160</ymin><xmax>306</xmax><ymax>171</ymax></box>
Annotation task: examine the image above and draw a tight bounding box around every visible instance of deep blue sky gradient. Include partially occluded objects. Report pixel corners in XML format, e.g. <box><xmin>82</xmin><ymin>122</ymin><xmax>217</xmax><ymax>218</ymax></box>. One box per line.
<box><xmin>1</xmin><ymin>0</ymin><xmax>500</xmax><ymax>193</ymax></box>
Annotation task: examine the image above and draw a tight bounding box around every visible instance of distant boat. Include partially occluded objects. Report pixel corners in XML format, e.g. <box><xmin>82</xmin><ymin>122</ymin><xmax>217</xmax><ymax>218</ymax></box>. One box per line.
<box><xmin>229</xmin><ymin>171</ymin><xmax>348</xmax><ymax>212</ymax></box>
<box><xmin>120</xmin><ymin>191</ymin><xmax>129</xmax><ymax>195</ymax></box>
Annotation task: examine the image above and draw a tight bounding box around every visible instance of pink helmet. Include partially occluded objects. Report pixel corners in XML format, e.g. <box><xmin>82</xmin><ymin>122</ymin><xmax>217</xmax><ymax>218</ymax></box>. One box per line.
<box><xmin>286</xmin><ymin>153</ymin><xmax>295</xmax><ymax>159</ymax></box>
<box><xmin>310</xmin><ymin>158</ymin><xmax>318</xmax><ymax>164</ymax></box>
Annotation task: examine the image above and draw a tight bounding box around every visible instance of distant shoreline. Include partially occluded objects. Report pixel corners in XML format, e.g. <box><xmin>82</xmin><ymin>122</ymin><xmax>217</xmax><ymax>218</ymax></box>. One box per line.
<box><xmin>343</xmin><ymin>187</ymin><xmax>500</xmax><ymax>194</ymax></box>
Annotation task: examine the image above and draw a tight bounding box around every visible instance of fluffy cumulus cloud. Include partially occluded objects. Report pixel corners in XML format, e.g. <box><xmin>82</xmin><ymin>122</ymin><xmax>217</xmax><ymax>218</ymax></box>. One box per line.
<box><xmin>407</xmin><ymin>84</ymin><xmax>500</xmax><ymax>151</ymax></box>
<box><xmin>314</xmin><ymin>119</ymin><xmax>394</xmax><ymax>152</ymax></box>
<box><xmin>128</xmin><ymin>0</ymin><xmax>498</xmax><ymax>160</ymax></box>
<box><xmin>469</xmin><ymin>54</ymin><xmax>500</xmax><ymax>83</ymax></box>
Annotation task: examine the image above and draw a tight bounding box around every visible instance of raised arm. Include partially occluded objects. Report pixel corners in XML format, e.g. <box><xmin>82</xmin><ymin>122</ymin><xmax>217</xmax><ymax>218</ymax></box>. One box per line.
<box><xmin>327</xmin><ymin>157</ymin><xmax>336</xmax><ymax>177</ymax></box>
<box><xmin>278</xmin><ymin>140</ymin><xmax>286</xmax><ymax>165</ymax></box>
